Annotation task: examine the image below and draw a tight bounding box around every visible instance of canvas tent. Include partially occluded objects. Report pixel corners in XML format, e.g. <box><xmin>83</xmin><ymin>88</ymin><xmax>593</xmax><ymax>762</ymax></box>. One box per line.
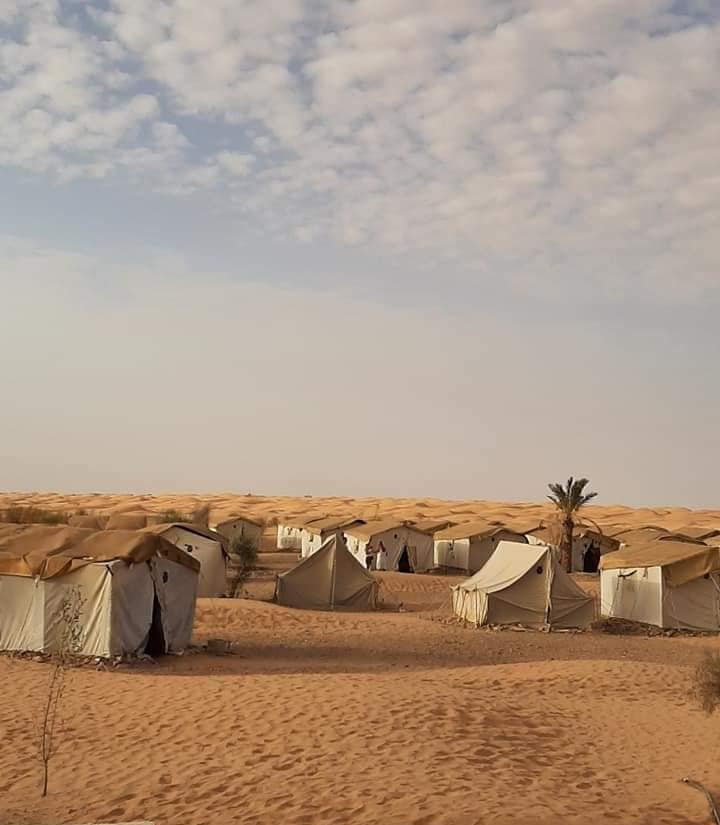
<box><xmin>213</xmin><ymin>515</ymin><xmax>264</xmax><ymax>550</ymax></box>
<box><xmin>344</xmin><ymin>520</ymin><xmax>435</xmax><ymax>572</ymax></box>
<box><xmin>600</xmin><ymin>540</ymin><xmax>720</xmax><ymax>630</ymax></box>
<box><xmin>276</xmin><ymin>515</ymin><xmax>327</xmax><ymax>550</ymax></box>
<box><xmin>0</xmin><ymin>525</ymin><xmax>199</xmax><ymax>657</ymax></box>
<box><xmin>434</xmin><ymin>521</ymin><xmax>529</xmax><ymax>573</ymax></box>
<box><xmin>300</xmin><ymin>516</ymin><xmax>365</xmax><ymax>558</ymax></box>
<box><xmin>147</xmin><ymin>523</ymin><xmax>227</xmax><ymax>598</ymax></box>
<box><xmin>525</xmin><ymin>524</ymin><xmax>619</xmax><ymax>573</ymax></box>
<box><xmin>452</xmin><ymin>541</ymin><xmax>594</xmax><ymax>628</ymax></box>
<box><xmin>275</xmin><ymin>535</ymin><xmax>378</xmax><ymax>610</ymax></box>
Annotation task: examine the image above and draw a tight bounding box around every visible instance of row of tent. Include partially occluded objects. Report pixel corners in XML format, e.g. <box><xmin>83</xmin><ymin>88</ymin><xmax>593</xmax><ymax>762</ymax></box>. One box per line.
<box><xmin>279</xmin><ymin>531</ymin><xmax>720</xmax><ymax>633</ymax></box>
<box><xmin>275</xmin><ymin>533</ymin><xmax>595</xmax><ymax>627</ymax></box>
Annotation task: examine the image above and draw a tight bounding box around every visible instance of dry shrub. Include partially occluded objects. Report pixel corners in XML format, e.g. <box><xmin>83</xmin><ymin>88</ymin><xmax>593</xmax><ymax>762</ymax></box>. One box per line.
<box><xmin>694</xmin><ymin>651</ymin><xmax>720</xmax><ymax>714</ymax></box>
<box><xmin>190</xmin><ymin>503</ymin><xmax>210</xmax><ymax>527</ymax></box>
<box><xmin>226</xmin><ymin>535</ymin><xmax>258</xmax><ymax>597</ymax></box>
<box><xmin>3</xmin><ymin>506</ymin><xmax>68</xmax><ymax>525</ymax></box>
<box><xmin>161</xmin><ymin>509</ymin><xmax>190</xmax><ymax>523</ymax></box>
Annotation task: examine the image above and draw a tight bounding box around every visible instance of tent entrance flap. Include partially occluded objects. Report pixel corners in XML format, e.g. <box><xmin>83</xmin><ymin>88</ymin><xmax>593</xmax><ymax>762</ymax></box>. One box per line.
<box><xmin>144</xmin><ymin>591</ymin><xmax>166</xmax><ymax>656</ymax></box>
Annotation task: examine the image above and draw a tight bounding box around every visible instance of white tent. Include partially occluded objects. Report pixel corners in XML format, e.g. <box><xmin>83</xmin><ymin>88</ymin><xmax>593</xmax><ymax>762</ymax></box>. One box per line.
<box><xmin>600</xmin><ymin>540</ymin><xmax>720</xmax><ymax>630</ymax></box>
<box><xmin>300</xmin><ymin>517</ymin><xmax>364</xmax><ymax>558</ymax></box>
<box><xmin>434</xmin><ymin>521</ymin><xmax>530</xmax><ymax>573</ymax></box>
<box><xmin>149</xmin><ymin>523</ymin><xmax>227</xmax><ymax>598</ymax></box>
<box><xmin>0</xmin><ymin>525</ymin><xmax>199</xmax><ymax>657</ymax></box>
<box><xmin>344</xmin><ymin>520</ymin><xmax>434</xmax><ymax>572</ymax></box>
<box><xmin>275</xmin><ymin>535</ymin><xmax>378</xmax><ymax>610</ymax></box>
<box><xmin>276</xmin><ymin>515</ymin><xmax>326</xmax><ymax>550</ymax></box>
<box><xmin>452</xmin><ymin>541</ymin><xmax>594</xmax><ymax>629</ymax></box>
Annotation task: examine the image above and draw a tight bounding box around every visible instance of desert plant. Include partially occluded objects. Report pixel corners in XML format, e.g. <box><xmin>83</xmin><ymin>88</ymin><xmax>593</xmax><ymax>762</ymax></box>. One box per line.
<box><xmin>36</xmin><ymin>586</ymin><xmax>85</xmax><ymax>797</ymax></box>
<box><xmin>161</xmin><ymin>509</ymin><xmax>190</xmax><ymax>523</ymax></box>
<box><xmin>3</xmin><ymin>506</ymin><xmax>68</xmax><ymax>525</ymax></box>
<box><xmin>693</xmin><ymin>651</ymin><xmax>720</xmax><ymax>715</ymax></box>
<box><xmin>190</xmin><ymin>503</ymin><xmax>211</xmax><ymax>528</ymax></box>
<box><xmin>226</xmin><ymin>534</ymin><xmax>258</xmax><ymax>597</ymax></box>
<box><xmin>547</xmin><ymin>477</ymin><xmax>598</xmax><ymax>572</ymax></box>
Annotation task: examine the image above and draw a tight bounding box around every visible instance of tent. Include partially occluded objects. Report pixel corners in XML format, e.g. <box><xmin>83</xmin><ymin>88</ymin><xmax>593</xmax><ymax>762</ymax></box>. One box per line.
<box><xmin>147</xmin><ymin>523</ymin><xmax>227</xmax><ymax>598</ymax></box>
<box><xmin>300</xmin><ymin>516</ymin><xmax>365</xmax><ymax>558</ymax></box>
<box><xmin>276</xmin><ymin>514</ymin><xmax>327</xmax><ymax>550</ymax></box>
<box><xmin>344</xmin><ymin>520</ymin><xmax>435</xmax><ymax>572</ymax></box>
<box><xmin>0</xmin><ymin>525</ymin><xmax>199</xmax><ymax>657</ymax></box>
<box><xmin>213</xmin><ymin>515</ymin><xmax>264</xmax><ymax>550</ymax></box>
<box><xmin>600</xmin><ymin>540</ymin><xmax>720</xmax><ymax>630</ymax></box>
<box><xmin>275</xmin><ymin>535</ymin><xmax>378</xmax><ymax>610</ymax></box>
<box><xmin>434</xmin><ymin>521</ymin><xmax>529</xmax><ymax>573</ymax></box>
<box><xmin>452</xmin><ymin>541</ymin><xmax>594</xmax><ymax>629</ymax></box>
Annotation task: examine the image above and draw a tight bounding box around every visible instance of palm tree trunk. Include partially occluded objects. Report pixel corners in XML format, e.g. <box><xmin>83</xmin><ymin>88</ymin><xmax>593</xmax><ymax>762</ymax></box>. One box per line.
<box><xmin>562</xmin><ymin>517</ymin><xmax>574</xmax><ymax>573</ymax></box>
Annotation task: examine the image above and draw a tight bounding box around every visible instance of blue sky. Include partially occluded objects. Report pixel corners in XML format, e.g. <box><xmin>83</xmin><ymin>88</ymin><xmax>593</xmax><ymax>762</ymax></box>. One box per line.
<box><xmin>1</xmin><ymin>0</ymin><xmax>719</xmax><ymax>506</ymax></box>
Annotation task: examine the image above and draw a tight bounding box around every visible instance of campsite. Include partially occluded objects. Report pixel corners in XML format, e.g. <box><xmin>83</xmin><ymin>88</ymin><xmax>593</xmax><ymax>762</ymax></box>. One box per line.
<box><xmin>2</xmin><ymin>491</ymin><xmax>720</xmax><ymax>825</ymax></box>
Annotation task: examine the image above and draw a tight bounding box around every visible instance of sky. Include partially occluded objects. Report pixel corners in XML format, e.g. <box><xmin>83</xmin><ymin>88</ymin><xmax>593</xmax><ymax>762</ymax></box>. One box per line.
<box><xmin>0</xmin><ymin>0</ymin><xmax>719</xmax><ymax>507</ymax></box>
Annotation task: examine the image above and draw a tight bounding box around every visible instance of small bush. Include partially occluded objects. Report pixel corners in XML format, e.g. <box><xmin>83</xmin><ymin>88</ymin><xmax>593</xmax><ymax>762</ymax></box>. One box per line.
<box><xmin>161</xmin><ymin>509</ymin><xmax>190</xmax><ymax>523</ymax></box>
<box><xmin>694</xmin><ymin>651</ymin><xmax>720</xmax><ymax>715</ymax></box>
<box><xmin>226</xmin><ymin>535</ymin><xmax>258</xmax><ymax>597</ymax></box>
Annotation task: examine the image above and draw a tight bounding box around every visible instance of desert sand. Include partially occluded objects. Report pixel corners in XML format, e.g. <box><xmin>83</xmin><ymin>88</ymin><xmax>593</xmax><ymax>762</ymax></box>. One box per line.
<box><xmin>2</xmin><ymin>493</ymin><xmax>720</xmax><ymax>824</ymax></box>
<box><xmin>2</xmin><ymin>491</ymin><xmax>720</xmax><ymax>536</ymax></box>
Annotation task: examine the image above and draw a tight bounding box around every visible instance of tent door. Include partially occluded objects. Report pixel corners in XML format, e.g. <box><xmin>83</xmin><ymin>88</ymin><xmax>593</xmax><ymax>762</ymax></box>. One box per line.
<box><xmin>144</xmin><ymin>588</ymin><xmax>166</xmax><ymax>656</ymax></box>
<box><xmin>398</xmin><ymin>547</ymin><xmax>412</xmax><ymax>573</ymax></box>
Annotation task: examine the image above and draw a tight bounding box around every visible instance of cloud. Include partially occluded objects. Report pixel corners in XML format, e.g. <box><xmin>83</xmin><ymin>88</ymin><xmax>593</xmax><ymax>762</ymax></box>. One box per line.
<box><xmin>1</xmin><ymin>1</ymin><xmax>719</xmax><ymax>301</ymax></box>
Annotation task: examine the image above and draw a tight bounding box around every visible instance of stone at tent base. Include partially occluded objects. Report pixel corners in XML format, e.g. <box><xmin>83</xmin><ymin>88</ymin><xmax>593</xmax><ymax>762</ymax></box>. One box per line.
<box><xmin>206</xmin><ymin>638</ymin><xmax>230</xmax><ymax>655</ymax></box>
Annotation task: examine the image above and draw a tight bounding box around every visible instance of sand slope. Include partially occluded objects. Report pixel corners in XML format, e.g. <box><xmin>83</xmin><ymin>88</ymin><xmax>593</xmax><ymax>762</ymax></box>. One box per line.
<box><xmin>2</xmin><ymin>491</ymin><xmax>720</xmax><ymax>536</ymax></box>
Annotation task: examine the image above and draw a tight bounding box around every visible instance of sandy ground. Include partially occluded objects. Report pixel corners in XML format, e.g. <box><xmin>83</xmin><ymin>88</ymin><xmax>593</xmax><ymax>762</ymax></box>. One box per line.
<box><xmin>2</xmin><ymin>493</ymin><xmax>720</xmax><ymax>824</ymax></box>
<box><xmin>3</xmin><ymin>569</ymin><xmax>720</xmax><ymax>825</ymax></box>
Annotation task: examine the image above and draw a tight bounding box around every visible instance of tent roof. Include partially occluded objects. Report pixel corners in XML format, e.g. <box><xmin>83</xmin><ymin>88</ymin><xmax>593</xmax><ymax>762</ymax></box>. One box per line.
<box><xmin>304</xmin><ymin>516</ymin><xmax>364</xmax><ymax>535</ymax></box>
<box><xmin>410</xmin><ymin>519</ymin><xmax>457</xmax><ymax>535</ymax></box>
<box><xmin>0</xmin><ymin>524</ymin><xmax>200</xmax><ymax>579</ymax></box>
<box><xmin>672</xmin><ymin>526</ymin><xmax>720</xmax><ymax>541</ymax></box>
<box><xmin>435</xmin><ymin>520</ymin><xmax>539</xmax><ymax>541</ymax></box>
<box><xmin>453</xmin><ymin>542</ymin><xmax>549</xmax><ymax>594</ymax></box>
<box><xmin>344</xmin><ymin>519</ymin><xmax>407</xmax><ymax>540</ymax></box>
<box><xmin>601</xmin><ymin>540</ymin><xmax>715</xmax><ymax>570</ymax></box>
<box><xmin>600</xmin><ymin>540</ymin><xmax>720</xmax><ymax>587</ymax></box>
<box><xmin>146</xmin><ymin>521</ymin><xmax>223</xmax><ymax>541</ymax></box>
<box><xmin>145</xmin><ymin>522</ymin><xmax>228</xmax><ymax>551</ymax></box>
<box><xmin>278</xmin><ymin>514</ymin><xmax>328</xmax><ymax>529</ymax></box>
<box><xmin>214</xmin><ymin>514</ymin><xmax>264</xmax><ymax>529</ymax></box>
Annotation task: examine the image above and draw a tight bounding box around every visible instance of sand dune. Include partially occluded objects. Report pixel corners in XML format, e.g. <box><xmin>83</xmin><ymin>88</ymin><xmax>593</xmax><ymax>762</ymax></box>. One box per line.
<box><xmin>2</xmin><ymin>491</ymin><xmax>720</xmax><ymax>539</ymax></box>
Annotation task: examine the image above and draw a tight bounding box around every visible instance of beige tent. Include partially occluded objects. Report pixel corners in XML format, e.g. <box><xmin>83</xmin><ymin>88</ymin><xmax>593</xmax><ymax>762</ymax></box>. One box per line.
<box><xmin>300</xmin><ymin>516</ymin><xmax>365</xmax><ymax>558</ymax></box>
<box><xmin>276</xmin><ymin>514</ymin><xmax>328</xmax><ymax>550</ymax></box>
<box><xmin>0</xmin><ymin>525</ymin><xmax>199</xmax><ymax>657</ymax></box>
<box><xmin>434</xmin><ymin>521</ymin><xmax>529</xmax><ymax>573</ymax></box>
<box><xmin>275</xmin><ymin>535</ymin><xmax>378</xmax><ymax>610</ymax></box>
<box><xmin>146</xmin><ymin>523</ymin><xmax>227</xmax><ymax>598</ymax></box>
<box><xmin>213</xmin><ymin>515</ymin><xmax>264</xmax><ymax>550</ymax></box>
<box><xmin>600</xmin><ymin>540</ymin><xmax>720</xmax><ymax>630</ymax></box>
<box><xmin>452</xmin><ymin>541</ymin><xmax>594</xmax><ymax>629</ymax></box>
<box><xmin>344</xmin><ymin>520</ymin><xmax>434</xmax><ymax>572</ymax></box>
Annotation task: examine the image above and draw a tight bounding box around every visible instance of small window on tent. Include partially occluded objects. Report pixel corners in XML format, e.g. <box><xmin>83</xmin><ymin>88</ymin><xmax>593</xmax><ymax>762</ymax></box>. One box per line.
<box><xmin>536</xmin><ymin>566</ymin><xmax>543</xmax><ymax>575</ymax></box>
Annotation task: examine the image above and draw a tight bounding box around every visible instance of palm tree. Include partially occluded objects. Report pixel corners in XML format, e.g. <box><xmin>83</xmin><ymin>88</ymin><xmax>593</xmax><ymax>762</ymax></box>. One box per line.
<box><xmin>547</xmin><ymin>477</ymin><xmax>598</xmax><ymax>572</ymax></box>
